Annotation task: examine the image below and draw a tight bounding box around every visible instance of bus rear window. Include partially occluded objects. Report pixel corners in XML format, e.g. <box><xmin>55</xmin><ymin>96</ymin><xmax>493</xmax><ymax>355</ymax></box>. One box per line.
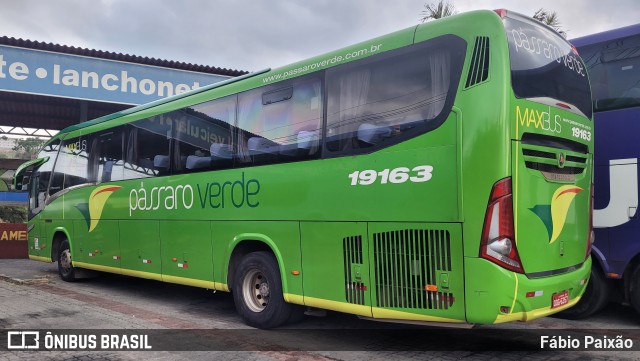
<box><xmin>505</xmin><ymin>14</ymin><xmax>592</xmax><ymax>119</ymax></box>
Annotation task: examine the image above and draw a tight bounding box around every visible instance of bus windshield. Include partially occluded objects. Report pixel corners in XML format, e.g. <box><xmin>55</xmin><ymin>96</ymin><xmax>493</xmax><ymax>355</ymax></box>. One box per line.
<box><xmin>577</xmin><ymin>28</ymin><xmax>640</xmax><ymax>112</ymax></box>
<box><xmin>504</xmin><ymin>13</ymin><xmax>592</xmax><ymax>119</ymax></box>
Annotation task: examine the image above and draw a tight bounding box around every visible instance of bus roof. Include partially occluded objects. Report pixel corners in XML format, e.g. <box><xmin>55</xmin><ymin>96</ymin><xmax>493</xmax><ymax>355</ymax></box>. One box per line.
<box><xmin>51</xmin><ymin>9</ymin><xmax>501</xmax><ymax>144</ymax></box>
<box><xmin>571</xmin><ymin>23</ymin><xmax>640</xmax><ymax>47</ymax></box>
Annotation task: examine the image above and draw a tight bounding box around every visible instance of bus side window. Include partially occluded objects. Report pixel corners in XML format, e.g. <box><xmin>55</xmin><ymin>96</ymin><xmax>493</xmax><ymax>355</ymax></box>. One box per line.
<box><xmin>285</xmin><ymin>80</ymin><xmax>322</xmax><ymax>158</ymax></box>
<box><xmin>325</xmin><ymin>39</ymin><xmax>457</xmax><ymax>156</ymax></box>
<box><xmin>95</xmin><ymin>129</ymin><xmax>125</xmax><ymax>182</ymax></box>
<box><xmin>175</xmin><ymin>95</ymin><xmax>236</xmax><ymax>174</ymax></box>
<box><xmin>236</xmin><ymin>76</ymin><xmax>322</xmax><ymax>167</ymax></box>
<box><xmin>123</xmin><ymin>119</ymin><xmax>171</xmax><ymax>179</ymax></box>
<box><xmin>54</xmin><ymin>136</ymin><xmax>89</xmax><ymax>191</ymax></box>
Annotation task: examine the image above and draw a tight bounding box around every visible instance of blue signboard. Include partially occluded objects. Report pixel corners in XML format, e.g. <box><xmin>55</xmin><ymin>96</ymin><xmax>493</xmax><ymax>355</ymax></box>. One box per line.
<box><xmin>0</xmin><ymin>192</ymin><xmax>27</xmax><ymax>203</ymax></box>
<box><xmin>0</xmin><ymin>45</ymin><xmax>231</xmax><ymax>105</ymax></box>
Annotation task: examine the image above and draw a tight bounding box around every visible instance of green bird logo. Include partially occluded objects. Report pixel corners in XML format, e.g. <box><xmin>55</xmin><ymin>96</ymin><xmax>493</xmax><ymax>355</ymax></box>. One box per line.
<box><xmin>75</xmin><ymin>185</ymin><xmax>121</xmax><ymax>232</ymax></box>
<box><xmin>530</xmin><ymin>185</ymin><xmax>582</xmax><ymax>244</ymax></box>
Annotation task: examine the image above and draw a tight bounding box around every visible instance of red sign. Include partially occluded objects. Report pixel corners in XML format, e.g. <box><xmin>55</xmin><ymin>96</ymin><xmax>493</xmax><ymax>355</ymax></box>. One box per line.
<box><xmin>0</xmin><ymin>223</ymin><xmax>27</xmax><ymax>241</ymax></box>
<box><xmin>0</xmin><ymin>223</ymin><xmax>28</xmax><ymax>258</ymax></box>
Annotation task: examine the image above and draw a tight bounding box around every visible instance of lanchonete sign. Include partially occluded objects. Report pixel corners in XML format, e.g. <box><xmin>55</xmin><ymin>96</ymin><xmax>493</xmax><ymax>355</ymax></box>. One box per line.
<box><xmin>0</xmin><ymin>45</ymin><xmax>230</xmax><ymax>105</ymax></box>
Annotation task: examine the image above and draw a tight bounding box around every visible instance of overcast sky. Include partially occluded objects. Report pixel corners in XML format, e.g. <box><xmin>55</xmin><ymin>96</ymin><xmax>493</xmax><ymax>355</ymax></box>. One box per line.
<box><xmin>0</xmin><ymin>0</ymin><xmax>638</xmax><ymax>72</ymax></box>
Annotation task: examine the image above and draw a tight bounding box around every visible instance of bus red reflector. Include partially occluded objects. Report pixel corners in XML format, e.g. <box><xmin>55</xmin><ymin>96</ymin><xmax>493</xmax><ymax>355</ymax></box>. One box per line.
<box><xmin>556</xmin><ymin>102</ymin><xmax>571</xmax><ymax>109</ymax></box>
<box><xmin>425</xmin><ymin>284</ymin><xmax>438</xmax><ymax>292</ymax></box>
<box><xmin>571</xmin><ymin>44</ymin><xmax>579</xmax><ymax>56</ymax></box>
<box><xmin>526</xmin><ymin>290</ymin><xmax>543</xmax><ymax>298</ymax></box>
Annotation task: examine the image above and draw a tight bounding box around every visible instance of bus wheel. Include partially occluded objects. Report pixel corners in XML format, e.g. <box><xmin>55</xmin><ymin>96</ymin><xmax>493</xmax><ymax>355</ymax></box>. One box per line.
<box><xmin>557</xmin><ymin>266</ymin><xmax>609</xmax><ymax>319</ymax></box>
<box><xmin>57</xmin><ymin>239</ymin><xmax>76</xmax><ymax>282</ymax></box>
<box><xmin>630</xmin><ymin>265</ymin><xmax>640</xmax><ymax>315</ymax></box>
<box><xmin>232</xmin><ymin>251</ymin><xmax>292</xmax><ymax>329</ymax></box>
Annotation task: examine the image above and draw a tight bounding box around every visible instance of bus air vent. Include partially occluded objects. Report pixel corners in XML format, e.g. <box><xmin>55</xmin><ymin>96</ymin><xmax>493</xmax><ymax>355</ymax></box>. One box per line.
<box><xmin>343</xmin><ymin>235</ymin><xmax>366</xmax><ymax>305</ymax></box>
<box><xmin>521</xmin><ymin>133</ymin><xmax>588</xmax><ymax>180</ymax></box>
<box><xmin>373</xmin><ymin>229</ymin><xmax>454</xmax><ymax>310</ymax></box>
<box><xmin>465</xmin><ymin>36</ymin><xmax>490</xmax><ymax>88</ymax></box>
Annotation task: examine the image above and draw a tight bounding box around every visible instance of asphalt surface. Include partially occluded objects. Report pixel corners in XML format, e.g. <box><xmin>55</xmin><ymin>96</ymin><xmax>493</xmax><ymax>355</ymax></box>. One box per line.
<box><xmin>0</xmin><ymin>258</ymin><xmax>639</xmax><ymax>360</ymax></box>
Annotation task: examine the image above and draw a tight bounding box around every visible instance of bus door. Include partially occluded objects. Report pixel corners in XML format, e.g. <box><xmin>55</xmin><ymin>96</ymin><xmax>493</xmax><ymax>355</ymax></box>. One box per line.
<box><xmin>300</xmin><ymin>222</ymin><xmax>373</xmax><ymax>317</ymax></box>
<box><xmin>19</xmin><ymin>160</ymin><xmax>51</xmax><ymax>260</ymax></box>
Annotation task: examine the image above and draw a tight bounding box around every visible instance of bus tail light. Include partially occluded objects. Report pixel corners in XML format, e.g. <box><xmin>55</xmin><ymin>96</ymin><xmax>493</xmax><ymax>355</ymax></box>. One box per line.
<box><xmin>494</xmin><ymin>9</ymin><xmax>507</xmax><ymax>19</ymax></box>
<box><xmin>480</xmin><ymin>178</ymin><xmax>524</xmax><ymax>273</ymax></box>
<box><xmin>571</xmin><ymin>44</ymin><xmax>580</xmax><ymax>56</ymax></box>
<box><xmin>586</xmin><ymin>183</ymin><xmax>594</xmax><ymax>260</ymax></box>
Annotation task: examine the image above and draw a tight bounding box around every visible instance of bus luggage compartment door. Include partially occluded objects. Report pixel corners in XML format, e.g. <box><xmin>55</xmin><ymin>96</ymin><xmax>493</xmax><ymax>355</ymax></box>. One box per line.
<box><xmin>368</xmin><ymin>222</ymin><xmax>464</xmax><ymax>323</ymax></box>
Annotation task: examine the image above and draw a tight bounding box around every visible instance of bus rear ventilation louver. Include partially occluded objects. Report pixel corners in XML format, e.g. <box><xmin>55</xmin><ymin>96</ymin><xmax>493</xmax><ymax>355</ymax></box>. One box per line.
<box><xmin>373</xmin><ymin>229</ymin><xmax>454</xmax><ymax>310</ymax></box>
<box><xmin>343</xmin><ymin>235</ymin><xmax>366</xmax><ymax>305</ymax></box>
<box><xmin>521</xmin><ymin>133</ymin><xmax>588</xmax><ymax>178</ymax></box>
<box><xmin>522</xmin><ymin>149</ymin><xmax>587</xmax><ymax>164</ymax></box>
<box><xmin>465</xmin><ymin>36</ymin><xmax>490</xmax><ymax>88</ymax></box>
<box><xmin>524</xmin><ymin>161</ymin><xmax>585</xmax><ymax>175</ymax></box>
<box><xmin>522</xmin><ymin>148</ymin><xmax>587</xmax><ymax>175</ymax></box>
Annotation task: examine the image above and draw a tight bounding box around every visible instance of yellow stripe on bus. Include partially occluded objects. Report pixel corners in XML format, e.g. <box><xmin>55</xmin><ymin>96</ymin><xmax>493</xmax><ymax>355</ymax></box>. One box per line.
<box><xmin>288</xmin><ymin>294</ymin><xmax>464</xmax><ymax>323</ymax></box>
<box><xmin>29</xmin><ymin>255</ymin><xmax>52</xmax><ymax>263</ymax></box>
<box><xmin>72</xmin><ymin>261</ymin><xmax>230</xmax><ymax>291</ymax></box>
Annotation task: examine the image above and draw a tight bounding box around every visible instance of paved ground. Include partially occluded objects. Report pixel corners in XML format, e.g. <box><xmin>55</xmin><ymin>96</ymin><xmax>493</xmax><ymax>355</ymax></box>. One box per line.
<box><xmin>0</xmin><ymin>259</ymin><xmax>639</xmax><ymax>360</ymax></box>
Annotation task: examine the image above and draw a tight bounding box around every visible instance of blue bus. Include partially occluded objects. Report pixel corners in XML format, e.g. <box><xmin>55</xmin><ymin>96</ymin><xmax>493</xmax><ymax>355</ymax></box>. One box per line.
<box><xmin>566</xmin><ymin>23</ymin><xmax>640</xmax><ymax>318</ymax></box>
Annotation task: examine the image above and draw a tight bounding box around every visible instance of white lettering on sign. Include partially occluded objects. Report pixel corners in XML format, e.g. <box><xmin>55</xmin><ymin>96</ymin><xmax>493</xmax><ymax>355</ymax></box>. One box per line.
<box><xmin>0</xmin><ymin>54</ymin><xmax>201</xmax><ymax>98</ymax></box>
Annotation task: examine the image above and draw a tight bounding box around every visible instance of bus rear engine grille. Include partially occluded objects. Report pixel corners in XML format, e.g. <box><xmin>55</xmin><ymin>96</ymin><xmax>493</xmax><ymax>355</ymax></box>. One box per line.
<box><xmin>373</xmin><ymin>229</ymin><xmax>454</xmax><ymax>310</ymax></box>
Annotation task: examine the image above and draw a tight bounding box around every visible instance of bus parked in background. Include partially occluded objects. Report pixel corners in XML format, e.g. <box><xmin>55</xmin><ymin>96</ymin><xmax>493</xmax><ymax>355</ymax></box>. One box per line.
<box><xmin>565</xmin><ymin>24</ymin><xmax>640</xmax><ymax>318</ymax></box>
<box><xmin>15</xmin><ymin>10</ymin><xmax>592</xmax><ymax>328</ymax></box>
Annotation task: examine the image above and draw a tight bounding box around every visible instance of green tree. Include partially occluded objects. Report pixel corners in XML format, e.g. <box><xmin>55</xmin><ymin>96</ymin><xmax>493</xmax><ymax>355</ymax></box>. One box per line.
<box><xmin>0</xmin><ymin>205</ymin><xmax>27</xmax><ymax>223</ymax></box>
<box><xmin>420</xmin><ymin>1</ymin><xmax>457</xmax><ymax>23</ymax></box>
<box><xmin>533</xmin><ymin>8</ymin><xmax>567</xmax><ymax>37</ymax></box>
<box><xmin>12</xmin><ymin>137</ymin><xmax>45</xmax><ymax>159</ymax></box>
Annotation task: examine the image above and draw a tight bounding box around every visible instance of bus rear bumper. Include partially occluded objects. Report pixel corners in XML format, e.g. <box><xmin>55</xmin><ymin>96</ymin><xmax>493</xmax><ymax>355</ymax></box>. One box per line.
<box><xmin>464</xmin><ymin>256</ymin><xmax>591</xmax><ymax>324</ymax></box>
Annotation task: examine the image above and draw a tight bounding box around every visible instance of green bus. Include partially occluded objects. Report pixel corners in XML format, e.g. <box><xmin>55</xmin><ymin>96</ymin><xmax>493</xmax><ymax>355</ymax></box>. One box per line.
<box><xmin>15</xmin><ymin>9</ymin><xmax>593</xmax><ymax>329</ymax></box>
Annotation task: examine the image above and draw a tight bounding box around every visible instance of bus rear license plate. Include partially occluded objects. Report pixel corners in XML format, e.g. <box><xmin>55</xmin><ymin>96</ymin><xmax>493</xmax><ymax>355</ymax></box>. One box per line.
<box><xmin>552</xmin><ymin>290</ymin><xmax>569</xmax><ymax>309</ymax></box>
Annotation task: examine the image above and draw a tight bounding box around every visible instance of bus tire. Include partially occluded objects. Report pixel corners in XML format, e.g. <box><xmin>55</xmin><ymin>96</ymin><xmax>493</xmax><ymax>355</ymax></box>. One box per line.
<box><xmin>57</xmin><ymin>239</ymin><xmax>76</xmax><ymax>282</ymax></box>
<box><xmin>557</xmin><ymin>266</ymin><xmax>609</xmax><ymax>319</ymax></box>
<box><xmin>232</xmin><ymin>251</ymin><xmax>292</xmax><ymax>329</ymax></box>
<box><xmin>629</xmin><ymin>265</ymin><xmax>640</xmax><ymax>315</ymax></box>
